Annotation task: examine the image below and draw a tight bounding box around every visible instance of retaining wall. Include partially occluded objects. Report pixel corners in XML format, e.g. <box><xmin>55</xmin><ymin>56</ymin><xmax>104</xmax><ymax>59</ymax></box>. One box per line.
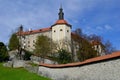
<box><xmin>38</xmin><ymin>51</ymin><xmax>120</xmax><ymax>80</ymax></box>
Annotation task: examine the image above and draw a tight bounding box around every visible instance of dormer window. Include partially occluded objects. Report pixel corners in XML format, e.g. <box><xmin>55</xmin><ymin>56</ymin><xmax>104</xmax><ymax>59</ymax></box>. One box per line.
<box><xmin>60</xmin><ymin>29</ymin><xmax>62</xmax><ymax>31</ymax></box>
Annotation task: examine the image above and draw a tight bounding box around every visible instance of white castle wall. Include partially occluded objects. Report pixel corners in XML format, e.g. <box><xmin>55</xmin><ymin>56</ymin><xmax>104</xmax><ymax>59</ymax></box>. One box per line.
<box><xmin>21</xmin><ymin>31</ymin><xmax>52</xmax><ymax>51</ymax></box>
<box><xmin>52</xmin><ymin>25</ymin><xmax>71</xmax><ymax>41</ymax></box>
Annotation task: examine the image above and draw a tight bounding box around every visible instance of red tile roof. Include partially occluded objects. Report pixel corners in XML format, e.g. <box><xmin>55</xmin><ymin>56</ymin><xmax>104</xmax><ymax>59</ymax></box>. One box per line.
<box><xmin>55</xmin><ymin>20</ymin><xmax>68</xmax><ymax>24</ymax></box>
<box><xmin>91</xmin><ymin>40</ymin><xmax>100</xmax><ymax>45</ymax></box>
<box><xmin>39</xmin><ymin>51</ymin><xmax>120</xmax><ymax>68</ymax></box>
<box><xmin>17</xmin><ymin>27</ymin><xmax>51</xmax><ymax>35</ymax></box>
<box><xmin>51</xmin><ymin>19</ymin><xmax>71</xmax><ymax>27</ymax></box>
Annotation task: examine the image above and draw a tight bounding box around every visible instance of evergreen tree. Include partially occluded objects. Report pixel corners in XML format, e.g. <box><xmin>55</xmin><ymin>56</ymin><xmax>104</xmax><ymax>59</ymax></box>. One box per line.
<box><xmin>8</xmin><ymin>33</ymin><xmax>19</xmax><ymax>51</ymax></box>
<box><xmin>0</xmin><ymin>42</ymin><xmax>9</xmax><ymax>62</ymax></box>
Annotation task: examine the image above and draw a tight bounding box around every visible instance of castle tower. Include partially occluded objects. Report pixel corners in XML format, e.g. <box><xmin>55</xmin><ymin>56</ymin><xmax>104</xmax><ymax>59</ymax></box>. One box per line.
<box><xmin>51</xmin><ymin>6</ymin><xmax>72</xmax><ymax>51</ymax></box>
<box><xmin>51</xmin><ymin>6</ymin><xmax>72</xmax><ymax>41</ymax></box>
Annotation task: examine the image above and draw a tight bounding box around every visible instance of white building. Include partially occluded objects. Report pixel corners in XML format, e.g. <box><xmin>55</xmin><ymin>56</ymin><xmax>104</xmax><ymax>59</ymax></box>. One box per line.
<box><xmin>91</xmin><ymin>40</ymin><xmax>105</xmax><ymax>56</ymax></box>
<box><xmin>17</xmin><ymin>7</ymin><xmax>72</xmax><ymax>52</ymax></box>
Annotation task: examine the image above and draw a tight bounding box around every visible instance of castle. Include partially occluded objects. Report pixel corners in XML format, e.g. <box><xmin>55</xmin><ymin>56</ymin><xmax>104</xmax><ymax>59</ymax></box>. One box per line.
<box><xmin>17</xmin><ymin>6</ymin><xmax>104</xmax><ymax>56</ymax></box>
<box><xmin>17</xmin><ymin>7</ymin><xmax>72</xmax><ymax>52</ymax></box>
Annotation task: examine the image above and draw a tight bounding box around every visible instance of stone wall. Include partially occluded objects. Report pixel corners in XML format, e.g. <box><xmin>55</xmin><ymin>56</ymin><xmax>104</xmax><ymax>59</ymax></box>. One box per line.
<box><xmin>24</xmin><ymin>64</ymin><xmax>39</xmax><ymax>73</ymax></box>
<box><xmin>38</xmin><ymin>57</ymin><xmax>120</xmax><ymax>80</ymax></box>
<box><xmin>30</xmin><ymin>56</ymin><xmax>57</xmax><ymax>64</ymax></box>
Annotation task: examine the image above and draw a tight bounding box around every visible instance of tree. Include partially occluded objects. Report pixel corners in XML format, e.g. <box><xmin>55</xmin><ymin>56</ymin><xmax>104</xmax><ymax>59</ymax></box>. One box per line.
<box><xmin>8</xmin><ymin>33</ymin><xmax>19</xmax><ymax>51</ymax></box>
<box><xmin>104</xmin><ymin>40</ymin><xmax>116</xmax><ymax>54</ymax></box>
<box><xmin>74</xmin><ymin>28</ymin><xmax>83</xmax><ymax>37</ymax></box>
<box><xmin>23</xmin><ymin>49</ymin><xmax>32</xmax><ymax>60</ymax></box>
<box><xmin>57</xmin><ymin>49</ymin><xmax>72</xmax><ymax>64</ymax></box>
<box><xmin>87</xmin><ymin>34</ymin><xmax>115</xmax><ymax>55</ymax></box>
<box><xmin>87</xmin><ymin>34</ymin><xmax>102</xmax><ymax>42</ymax></box>
<box><xmin>77</xmin><ymin>39</ymin><xmax>98</xmax><ymax>61</ymax></box>
<box><xmin>34</xmin><ymin>35</ymin><xmax>53</xmax><ymax>60</ymax></box>
<box><xmin>0</xmin><ymin>42</ymin><xmax>9</xmax><ymax>62</ymax></box>
<box><xmin>72</xmin><ymin>32</ymin><xmax>98</xmax><ymax>62</ymax></box>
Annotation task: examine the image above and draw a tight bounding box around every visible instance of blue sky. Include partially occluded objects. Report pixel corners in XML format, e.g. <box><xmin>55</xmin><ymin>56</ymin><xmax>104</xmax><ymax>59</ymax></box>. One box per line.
<box><xmin>0</xmin><ymin>0</ymin><xmax>120</xmax><ymax>50</ymax></box>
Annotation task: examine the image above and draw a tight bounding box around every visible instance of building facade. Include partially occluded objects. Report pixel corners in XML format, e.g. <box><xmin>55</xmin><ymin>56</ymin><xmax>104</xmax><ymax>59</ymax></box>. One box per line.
<box><xmin>91</xmin><ymin>40</ymin><xmax>105</xmax><ymax>56</ymax></box>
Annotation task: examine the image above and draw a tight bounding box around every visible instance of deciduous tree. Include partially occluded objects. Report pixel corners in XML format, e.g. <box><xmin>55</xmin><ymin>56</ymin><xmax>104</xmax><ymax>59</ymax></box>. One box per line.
<box><xmin>34</xmin><ymin>35</ymin><xmax>55</xmax><ymax>60</ymax></box>
<box><xmin>104</xmin><ymin>40</ymin><xmax>116</xmax><ymax>54</ymax></box>
<box><xmin>72</xmin><ymin>30</ymin><xmax>98</xmax><ymax>61</ymax></box>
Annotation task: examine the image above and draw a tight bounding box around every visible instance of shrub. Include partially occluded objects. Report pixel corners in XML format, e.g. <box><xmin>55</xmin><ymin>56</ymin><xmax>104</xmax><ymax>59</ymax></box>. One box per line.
<box><xmin>57</xmin><ymin>49</ymin><xmax>72</xmax><ymax>64</ymax></box>
<box><xmin>23</xmin><ymin>49</ymin><xmax>32</xmax><ymax>60</ymax></box>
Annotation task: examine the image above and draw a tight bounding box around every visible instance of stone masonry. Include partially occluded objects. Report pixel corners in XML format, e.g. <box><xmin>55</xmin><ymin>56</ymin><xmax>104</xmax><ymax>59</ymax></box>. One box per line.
<box><xmin>38</xmin><ymin>58</ymin><xmax>120</xmax><ymax>80</ymax></box>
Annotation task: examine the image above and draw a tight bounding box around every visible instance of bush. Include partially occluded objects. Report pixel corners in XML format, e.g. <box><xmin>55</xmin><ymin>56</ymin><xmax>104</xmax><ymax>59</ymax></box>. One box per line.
<box><xmin>57</xmin><ymin>49</ymin><xmax>72</xmax><ymax>64</ymax></box>
<box><xmin>23</xmin><ymin>49</ymin><xmax>32</xmax><ymax>60</ymax></box>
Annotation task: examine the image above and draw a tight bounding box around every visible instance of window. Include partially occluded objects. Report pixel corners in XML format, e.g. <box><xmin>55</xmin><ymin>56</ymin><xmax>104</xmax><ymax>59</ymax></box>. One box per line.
<box><xmin>28</xmin><ymin>41</ymin><xmax>30</xmax><ymax>44</ymax></box>
<box><xmin>97</xmin><ymin>45</ymin><xmax>99</xmax><ymax>49</ymax></box>
<box><xmin>67</xmin><ymin>30</ymin><xmax>69</xmax><ymax>32</ymax></box>
<box><xmin>60</xmin><ymin>29</ymin><xmax>62</xmax><ymax>31</ymax></box>
<box><xmin>33</xmin><ymin>40</ymin><xmax>35</xmax><ymax>43</ymax></box>
<box><xmin>28</xmin><ymin>45</ymin><xmax>30</xmax><ymax>47</ymax></box>
<box><xmin>54</xmin><ymin>30</ymin><xmax>56</xmax><ymax>32</ymax></box>
<box><xmin>24</xmin><ymin>46</ymin><xmax>26</xmax><ymax>48</ymax></box>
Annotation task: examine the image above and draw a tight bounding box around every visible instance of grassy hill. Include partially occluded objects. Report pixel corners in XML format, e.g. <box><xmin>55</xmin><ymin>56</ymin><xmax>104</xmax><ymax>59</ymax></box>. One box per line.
<box><xmin>0</xmin><ymin>63</ymin><xmax>51</xmax><ymax>80</ymax></box>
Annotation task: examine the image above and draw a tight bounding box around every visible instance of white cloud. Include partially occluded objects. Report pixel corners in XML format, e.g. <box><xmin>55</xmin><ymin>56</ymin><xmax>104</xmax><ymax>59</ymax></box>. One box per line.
<box><xmin>96</xmin><ymin>26</ymin><xmax>103</xmax><ymax>31</ymax></box>
<box><xmin>104</xmin><ymin>24</ymin><xmax>112</xmax><ymax>30</ymax></box>
<box><xmin>83</xmin><ymin>24</ymin><xmax>113</xmax><ymax>35</ymax></box>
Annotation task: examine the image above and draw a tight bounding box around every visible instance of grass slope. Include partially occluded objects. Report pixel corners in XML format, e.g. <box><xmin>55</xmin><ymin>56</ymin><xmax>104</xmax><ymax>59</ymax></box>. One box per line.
<box><xmin>0</xmin><ymin>63</ymin><xmax>51</xmax><ymax>80</ymax></box>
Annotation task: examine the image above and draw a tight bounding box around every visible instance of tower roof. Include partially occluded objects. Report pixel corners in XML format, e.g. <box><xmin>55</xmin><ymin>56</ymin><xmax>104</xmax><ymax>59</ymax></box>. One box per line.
<box><xmin>58</xmin><ymin>6</ymin><xmax>64</xmax><ymax>20</ymax></box>
<box><xmin>51</xmin><ymin>6</ymin><xmax>71</xmax><ymax>28</ymax></box>
<box><xmin>55</xmin><ymin>19</ymin><xmax>68</xmax><ymax>24</ymax></box>
<box><xmin>51</xmin><ymin>19</ymin><xmax>71</xmax><ymax>27</ymax></box>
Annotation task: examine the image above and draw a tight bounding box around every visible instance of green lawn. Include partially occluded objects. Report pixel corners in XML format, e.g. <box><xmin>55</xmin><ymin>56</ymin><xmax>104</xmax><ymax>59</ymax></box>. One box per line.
<box><xmin>0</xmin><ymin>63</ymin><xmax>51</xmax><ymax>80</ymax></box>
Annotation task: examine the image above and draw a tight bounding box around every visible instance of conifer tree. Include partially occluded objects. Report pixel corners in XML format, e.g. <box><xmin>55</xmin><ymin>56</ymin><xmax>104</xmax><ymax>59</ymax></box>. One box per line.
<box><xmin>0</xmin><ymin>42</ymin><xmax>9</xmax><ymax>62</ymax></box>
<box><xmin>8</xmin><ymin>33</ymin><xmax>19</xmax><ymax>51</ymax></box>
